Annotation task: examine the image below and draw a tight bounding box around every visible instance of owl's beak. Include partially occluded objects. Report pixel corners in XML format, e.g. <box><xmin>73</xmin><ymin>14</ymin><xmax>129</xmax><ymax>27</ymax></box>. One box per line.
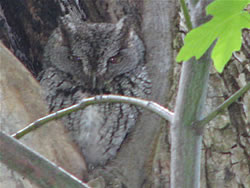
<box><xmin>92</xmin><ymin>73</ymin><xmax>96</xmax><ymax>89</ymax></box>
<box><xmin>91</xmin><ymin>71</ymin><xmax>106</xmax><ymax>91</ymax></box>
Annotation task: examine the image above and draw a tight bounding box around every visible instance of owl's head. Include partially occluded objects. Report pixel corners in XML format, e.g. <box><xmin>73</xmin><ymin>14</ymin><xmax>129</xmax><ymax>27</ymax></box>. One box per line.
<box><xmin>46</xmin><ymin>14</ymin><xmax>145</xmax><ymax>92</ymax></box>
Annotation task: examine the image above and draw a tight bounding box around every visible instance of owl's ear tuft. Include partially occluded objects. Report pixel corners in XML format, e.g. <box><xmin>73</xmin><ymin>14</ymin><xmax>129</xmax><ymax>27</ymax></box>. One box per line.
<box><xmin>59</xmin><ymin>12</ymin><xmax>86</xmax><ymax>46</ymax></box>
<box><xmin>117</xmin><ymin>15</ymin><xmax>133</xmax><ymax>26</ymax></box>
<box><xmin>115</xmin><ymin>16</ymin><xmax>132</xmax><ymax>35</ymax></box>
<box><xmin>58</xmin><ymin>16</ymin><xmax>74</xmax><ymax>47</ymax></box>
<box><xmin>116</xmin><ymin>16</ymin><xmax>127</xmax><ymax>29</ymax></box>
<box><xmin>60</xmin><ymin>14</ymin><xmax>77</xmax><ymax>34</ymax></box>
<box><xmin>59</xmin><ymin>10</ymin><xmax>87</xmax><ymax>34</ymax></box>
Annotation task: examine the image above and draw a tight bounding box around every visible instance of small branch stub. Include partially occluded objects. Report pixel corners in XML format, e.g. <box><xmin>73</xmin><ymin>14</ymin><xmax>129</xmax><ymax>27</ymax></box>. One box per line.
<box><xmin>194</xmin><ymin>82</ymin><xmax>250</xmax><ymax>129</ymax></box>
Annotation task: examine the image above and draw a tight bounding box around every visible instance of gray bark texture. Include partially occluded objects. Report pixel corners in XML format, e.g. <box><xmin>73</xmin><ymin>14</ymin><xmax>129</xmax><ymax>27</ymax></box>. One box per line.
<box><xmin>0</xmin><ymin>0</ymin><xmax>249</xmax><ymax>187</ymax></box>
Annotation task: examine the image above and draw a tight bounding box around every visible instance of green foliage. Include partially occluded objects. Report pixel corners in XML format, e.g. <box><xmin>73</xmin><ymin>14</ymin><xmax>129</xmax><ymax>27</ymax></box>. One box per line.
<box><xmin>176</xmin><ymin>0</ymin><xmax>250</xmax><ymax>73</ymax></box>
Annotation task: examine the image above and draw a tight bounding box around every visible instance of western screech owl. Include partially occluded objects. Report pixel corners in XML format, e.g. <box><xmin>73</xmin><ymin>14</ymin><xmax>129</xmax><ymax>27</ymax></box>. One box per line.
<box><xmin>40</xmin><ymin>12</ymin><xmax>151</xmax><ymax>169</ymax></box>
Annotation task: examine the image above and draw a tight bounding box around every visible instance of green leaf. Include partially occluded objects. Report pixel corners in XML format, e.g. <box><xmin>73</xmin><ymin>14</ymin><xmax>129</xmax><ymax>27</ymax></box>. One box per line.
<box><xmin>176</xmin><ymin>0</ymin><xmax>250</xmax><ymax>73</ymax></box>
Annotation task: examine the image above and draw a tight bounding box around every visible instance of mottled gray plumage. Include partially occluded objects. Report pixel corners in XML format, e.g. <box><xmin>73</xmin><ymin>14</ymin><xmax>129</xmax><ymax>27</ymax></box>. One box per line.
<box><xmin>40</xmin><ymin>12</ymin><xmax>151</xmax><ymax>168</ymax></box>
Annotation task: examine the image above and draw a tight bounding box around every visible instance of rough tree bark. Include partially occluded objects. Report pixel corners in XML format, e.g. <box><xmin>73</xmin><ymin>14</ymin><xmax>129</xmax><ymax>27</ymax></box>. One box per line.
<box><xmin>0</xmin><ymin>0</ymin><xmax>249</xmax><ymax>187</ymax></box>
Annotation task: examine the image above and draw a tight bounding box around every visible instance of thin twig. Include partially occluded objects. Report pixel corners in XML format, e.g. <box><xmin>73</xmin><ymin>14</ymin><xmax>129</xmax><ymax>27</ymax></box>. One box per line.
<box><xmin>12</xmin><ymin>95</ymin><xmax>174</xmax><ymax>139</ymax></box>
<box><xmin>180</xmin><ymin>0</ymin><xmax>193</xmax><ymax>31</ymax></box>
<box><xmin>195</xmin><ymin>82</ymin><xmax>250</xmax><ymax>128</ymax></box>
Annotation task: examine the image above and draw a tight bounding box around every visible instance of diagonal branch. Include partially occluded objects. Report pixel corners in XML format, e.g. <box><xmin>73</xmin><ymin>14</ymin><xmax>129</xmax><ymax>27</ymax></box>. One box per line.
<box><xmin>12</xmin><ymin>95</ymin><xmax>174</xmax><ymax>139</ymax></box>
<box><xmin>195</xmin><ymin>82</ymin><xmax>250</xmax><ymax>128</ymax></box>
<box><xmin>0</xmin><ymin>131</ymin><xmax>90</xmax><ymax>188</ymax></box>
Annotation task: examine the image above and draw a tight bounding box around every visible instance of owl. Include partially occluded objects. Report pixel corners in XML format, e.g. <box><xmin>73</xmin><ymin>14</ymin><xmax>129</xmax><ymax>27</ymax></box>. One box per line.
<box><xmin>40</xmin><ymin>12</ymin><xmax>151</xmax><ymax>169</ymax></box>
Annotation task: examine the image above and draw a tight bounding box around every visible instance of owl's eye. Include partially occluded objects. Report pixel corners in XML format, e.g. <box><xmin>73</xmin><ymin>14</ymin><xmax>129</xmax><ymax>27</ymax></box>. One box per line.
<box><xmin>108</xmin><ymin>56</ymin><xmax>119</xmax><ymax>64</ymax></box>
<box><xmin>68</xmin><ymin>55</ymin><xmax>82</xmax><ymax>63</ymax></box>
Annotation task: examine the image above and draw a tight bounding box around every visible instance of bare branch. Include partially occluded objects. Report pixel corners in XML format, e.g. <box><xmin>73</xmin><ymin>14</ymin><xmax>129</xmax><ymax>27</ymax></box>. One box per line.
<box><xmin>12</xmin><ymin>95</ymin><xmax>174</xmax><ymax>139</ymax></box>
<box><xmin>195</xmin><ymin>82</ymin><xmax>250</xmax><ymax>128</ymax></box>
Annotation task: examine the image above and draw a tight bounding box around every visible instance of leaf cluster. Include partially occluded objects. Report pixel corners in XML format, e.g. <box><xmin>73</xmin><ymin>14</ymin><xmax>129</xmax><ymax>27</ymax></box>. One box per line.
<box><xmin>177</xmin><ymin>0</ymin><xmax>250</xmax><ymax>72</ymax></box>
